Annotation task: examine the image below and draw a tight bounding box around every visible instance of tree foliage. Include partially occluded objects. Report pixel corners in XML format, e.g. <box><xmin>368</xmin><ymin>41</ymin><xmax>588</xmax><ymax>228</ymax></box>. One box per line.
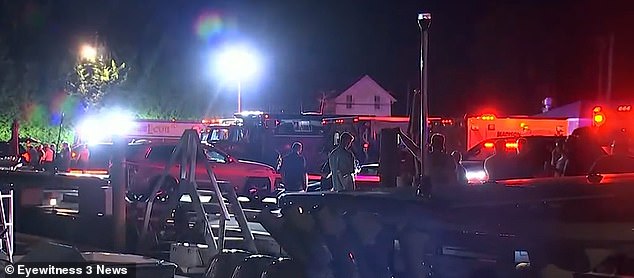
<box><xmin>67</xmin><ymin>56</ymin><xmax>127</xmax><ymax>109</ymax></box>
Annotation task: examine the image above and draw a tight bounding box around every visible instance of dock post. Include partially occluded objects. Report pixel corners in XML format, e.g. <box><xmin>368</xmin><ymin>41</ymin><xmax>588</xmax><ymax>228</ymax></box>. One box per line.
<box><xmin>111</xmin><ymin>137</ymin><xmax>127</xmax><ymax>251</ymax></box>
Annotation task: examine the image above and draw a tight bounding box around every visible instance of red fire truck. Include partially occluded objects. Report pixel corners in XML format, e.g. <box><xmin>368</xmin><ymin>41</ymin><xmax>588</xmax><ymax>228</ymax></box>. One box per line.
<box><xmin>201</xmin><ymin>112</ymin><xmax>330</xmax><ymax>177</ymax></box>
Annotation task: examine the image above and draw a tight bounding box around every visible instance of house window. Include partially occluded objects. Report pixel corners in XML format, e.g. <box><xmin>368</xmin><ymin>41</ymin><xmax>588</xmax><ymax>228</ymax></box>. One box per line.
<box><xmin>374</xmin><ymin>96</ymin><xmax>381</xmax><ymax>110</ymax></box>
<box><xmin>346</xmin><ymin>95</ymin><xmax>353</xmax><ymax>109</ymax></box>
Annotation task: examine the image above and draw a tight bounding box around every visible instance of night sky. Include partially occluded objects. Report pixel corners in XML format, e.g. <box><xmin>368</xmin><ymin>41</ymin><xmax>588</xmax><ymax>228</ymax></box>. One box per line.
<box><xmin>2</xmin><ymin>0</ymin><xmax>634</xmax><ymax>118</ymax></box>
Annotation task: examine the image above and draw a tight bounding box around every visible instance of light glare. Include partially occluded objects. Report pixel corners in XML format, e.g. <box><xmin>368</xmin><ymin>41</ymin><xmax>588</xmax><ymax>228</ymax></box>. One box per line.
<box><xmin>466</xmin><ymin>170</ymin><xmax>487</xmax><ymax>182</ymax></box>
<box><xmin>80</xmin><ymin>44</ymin><xmax>97</xmax><ymax>61</ymax></box>
<box><xmin>215</xmin><ymin>45</ymin><xmax>260</xmax><ymax>82</ymax></box>
<box><xmin>77</xmin><ymin>108</ymin><xmax>135</xmax><ymax>144</ymax></box>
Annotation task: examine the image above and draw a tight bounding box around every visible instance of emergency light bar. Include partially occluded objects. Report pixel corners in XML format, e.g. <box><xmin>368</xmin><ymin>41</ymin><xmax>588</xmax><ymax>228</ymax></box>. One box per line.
<box><xmin>480</xmin><ymin>114</ymin><xmax>496</xmax><ymax>121</ymax></box>
<box><xmin>235</xmin><ymin>111</ymin><xmax>265</xmax><ymax>117</ymax></box>
<box><xmin>203</xmin><ymin>118</ymin><xmax>243</xmax><ymax>126</ymax></box>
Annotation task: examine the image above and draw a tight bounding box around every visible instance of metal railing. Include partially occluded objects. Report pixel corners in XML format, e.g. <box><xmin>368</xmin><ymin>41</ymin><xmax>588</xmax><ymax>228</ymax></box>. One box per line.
<box><xmin>0</xmin><ymin>189</ymin><xmax>14</xmax><ymax>263</ymax></box>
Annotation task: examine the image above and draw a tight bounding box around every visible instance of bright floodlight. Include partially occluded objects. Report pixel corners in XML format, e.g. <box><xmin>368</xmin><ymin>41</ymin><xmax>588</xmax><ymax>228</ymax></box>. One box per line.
<box><xmin>215</xmin><ymin>45</ymin><xmax>260</xmax><ymax>82</ymax></box>
<box><xmin>77</xmin><ymin>108</ymin><xmax>135</xmax><ymax>144</ymax></box>
<box><xmin>80</xmin><ymin>44</ymin><xmax>97</xmax><ymax>61</ymax></box>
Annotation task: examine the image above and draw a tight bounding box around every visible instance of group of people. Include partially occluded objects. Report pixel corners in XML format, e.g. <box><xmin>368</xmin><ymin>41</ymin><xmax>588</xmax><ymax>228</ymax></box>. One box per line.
<box><xmin>24</xmin><ymin>142</ymin><xmax>74</xmax><ymax>172</ymax></box>
<box><xmin>277</xmin><ymin>132</ymin><xmax>358</xmax><ymax>192</ymax></box>
<box><xmin>277</xmin><ymin>131</ymin><xmax>471</xmax><ymax>193</ymax></box>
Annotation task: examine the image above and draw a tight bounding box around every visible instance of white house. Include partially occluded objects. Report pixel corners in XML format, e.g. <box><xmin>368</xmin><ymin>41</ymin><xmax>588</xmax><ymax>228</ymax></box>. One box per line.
<box><xmin>322</xmin><ymin>75</ymin><xmax>396</xmax><ymax>116</ymax></box>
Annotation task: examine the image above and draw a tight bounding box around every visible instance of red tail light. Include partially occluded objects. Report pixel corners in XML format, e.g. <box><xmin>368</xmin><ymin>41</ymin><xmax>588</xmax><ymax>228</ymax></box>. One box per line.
<box><xmin>505</xmin><ymin>142</ymin><xmax>518</xmax><ymax>149</ymax></box>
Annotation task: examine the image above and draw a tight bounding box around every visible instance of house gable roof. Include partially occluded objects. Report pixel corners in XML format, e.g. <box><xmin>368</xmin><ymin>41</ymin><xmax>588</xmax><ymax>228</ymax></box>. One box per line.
<box><xmin>330</xmin><ymin>75</ymin><xmax>397</xmax><ymax>102</ymax></box>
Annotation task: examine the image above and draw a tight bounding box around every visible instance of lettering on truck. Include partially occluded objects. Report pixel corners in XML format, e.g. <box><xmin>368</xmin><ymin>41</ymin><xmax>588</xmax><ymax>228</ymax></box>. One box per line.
<box><xmin>496</xmin><ymin>131</ymin><xmax>522</xmax><ymax>137</ymax></box>
<box><xmin>129</xmin><ymin>121</ymin><xmax>206</xmax><ymax>138</ymax></box>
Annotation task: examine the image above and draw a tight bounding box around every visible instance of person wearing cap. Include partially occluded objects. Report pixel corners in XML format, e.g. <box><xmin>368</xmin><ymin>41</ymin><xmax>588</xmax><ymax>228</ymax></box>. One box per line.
<box><xmin>278</xmin><ymin>142</ymin><xmax>308</xmax><ymax>192</ymax></box>
<box><xmin>328</xmin><ymin>132</ymin><xmax>357</xmax><ymax>191</ymax></box>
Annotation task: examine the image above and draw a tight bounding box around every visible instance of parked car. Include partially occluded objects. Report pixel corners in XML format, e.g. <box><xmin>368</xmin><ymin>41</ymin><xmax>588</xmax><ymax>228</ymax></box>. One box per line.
<box><xmin>125</xmin><ymin>141</ymin><xmax>281</xmax><ymax>200</ymax></box>
<box><xmin>68</xmin><ymin>141</ymin><xmax>281</xmax><ymax>200</ymax></box>
<box><xmin>0</xmin><ymin>142</ymin><xmax>26</xmax><ymax>170</ymax></box>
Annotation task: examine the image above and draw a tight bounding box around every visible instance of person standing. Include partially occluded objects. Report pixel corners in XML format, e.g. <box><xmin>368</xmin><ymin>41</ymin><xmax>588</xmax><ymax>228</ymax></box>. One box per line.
<box><xmin>77</xmin><ymin>144</ymin><xmax>90</xmax><ymax>170</ymax></box>
<box><xmin>50</xmin><ymin>144</ymin><xmax>56</xmax><ymax>161</ymax></box>
<box><xmin>427</xmin><ymin>133</ymin><xmax>457</xmax><ymax>185</ymax></box>
<box><xmin>57</xmin><ymin>142</ymin><xmax>72</xmax><ymax>172</ymax></box>
<box><xmin>42</xmin><ymin>144</ymin><xmax>54</xmax><ymax>171</ymax></box>
<box><xmin>451</xmin><ymin>151</ymin><xmax>468</xmax><ymax>184</ymax></box>
<box><xmin>36</xmin><ymin>145</ymin><xmax>45</xmax><ymax>165</ymax></box>
<box><xmin>328</xmin><ymin>132</ymin><xmax>357</xmax><ymax>192</ymax></box>
<box><xmin>27</xmin><ymin>145</ymin><xmax>41</xmax><ymax>169</ymax></box>
<box><xmin>278</xmin><ymin>142</ymin><xmax>308</xmax><ymax>192</ymax></box>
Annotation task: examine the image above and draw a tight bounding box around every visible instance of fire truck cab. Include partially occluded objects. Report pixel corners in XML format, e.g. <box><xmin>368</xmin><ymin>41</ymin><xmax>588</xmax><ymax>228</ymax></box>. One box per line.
<box><xmin>201</xmin><ymin>112</ymin><xmax>329</xmax><ymax>175</ymax></box>
<box><xmin>321</xmin><ymin>116</ymin><xmax>409</xmax><ymax>164</ymax></box>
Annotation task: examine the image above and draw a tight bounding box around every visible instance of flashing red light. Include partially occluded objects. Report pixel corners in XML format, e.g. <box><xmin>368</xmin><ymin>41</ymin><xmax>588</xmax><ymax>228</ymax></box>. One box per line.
<box><xmin>363</xmin><ymin>143</ymin><xmax>369</xmax><ymax>149</ymax></box>
<box><xmin>321</xmin><ymin>120</ymin><xmax>327</xmax><ymax>125</ymax></box>
<box><xmin>617</xmin><ymin>105</ymin><xmax>632</xmax><ymax>112</ymax></box>
<box><xmin>353</xmin><ymin>118</ymin><xmax>359</xmax><ymax>123</ymax></box>
<box><xmin>484</xmin><ymin>142</ymin><xmax>494</xmax><ymax>148</ymax></box>
<box><xmin>505</xmin><ymin>142</ymin><xmax>518</xmax><ymax>149</ymax></box>
<box><xmin>335</xmin><ymin>119</ymin><xmax>345</xmax><ymax>124</ymax></box>
<box><xmin>593</xmin><ymin>114</ymin><xmax>605</xmax><ymax>126</ymax></box>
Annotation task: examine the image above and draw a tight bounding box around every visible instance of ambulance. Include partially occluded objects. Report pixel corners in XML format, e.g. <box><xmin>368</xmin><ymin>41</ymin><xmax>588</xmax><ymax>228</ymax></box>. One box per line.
<box><xmin>74</xmin><ymin>119</ymin><xmax>208</xmax><ymax>146</ymax></box>
<box><xmin>466</xmin><ymin>114</ymin><xmax>580</xmax><ymax>150</ymax></box>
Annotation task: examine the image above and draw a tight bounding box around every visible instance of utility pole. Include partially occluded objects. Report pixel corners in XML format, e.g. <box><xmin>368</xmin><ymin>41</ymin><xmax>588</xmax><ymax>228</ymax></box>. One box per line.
<box><xmin>418</xmin><ymin>12</ymin><xmax>432</xmax><ymax>197</ymax></box>
<box><xmin>111</xmin><ymin>136</ymin><xmax>127</xmax><ymax>251</ymax></box>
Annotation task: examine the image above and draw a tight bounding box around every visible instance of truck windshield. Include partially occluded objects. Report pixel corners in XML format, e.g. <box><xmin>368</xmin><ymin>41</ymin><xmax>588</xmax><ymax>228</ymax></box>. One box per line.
<box><xmin>206</xmin><ymin>127</ymin><xmax>244</xmax><ymax>143</ymax></box>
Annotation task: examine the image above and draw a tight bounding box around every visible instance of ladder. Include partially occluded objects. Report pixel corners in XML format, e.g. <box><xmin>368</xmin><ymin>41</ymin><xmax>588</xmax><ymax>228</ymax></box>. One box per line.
<box><xmin>0</xmin><ymin>188</ymin><xmax>14</xmax><ymax>263</ymax></box>
<box><xmin>138</xmin><ymin>129</ymin><xmax>257</xmax><ymax>255</ymax></box>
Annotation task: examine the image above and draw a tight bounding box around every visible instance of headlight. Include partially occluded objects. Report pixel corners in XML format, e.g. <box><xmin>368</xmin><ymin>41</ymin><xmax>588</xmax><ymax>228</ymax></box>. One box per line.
<box><xmin>466</xmin><ymin>170</ymin><xmax>487</xmax><ymax>183</ymax></box>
